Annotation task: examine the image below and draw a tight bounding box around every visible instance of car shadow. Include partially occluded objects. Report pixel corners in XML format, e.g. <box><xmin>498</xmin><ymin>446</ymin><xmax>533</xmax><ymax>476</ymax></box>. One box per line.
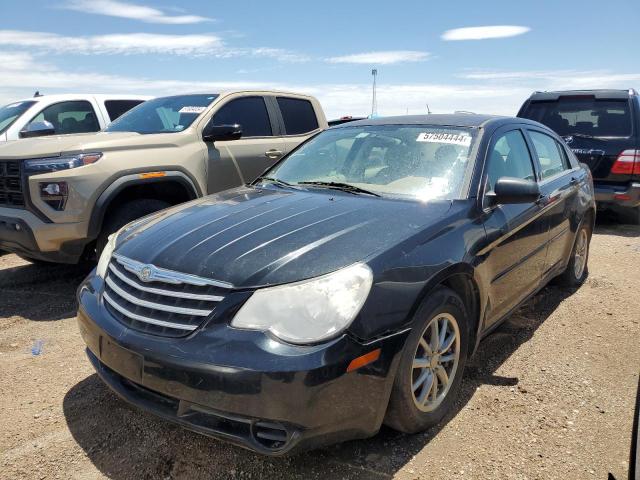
<box><xmin>594</xmin><ymin>210</ymin><xmax>640</xmax><ymax>238</ymax></box>
<box><xmin>0</xmin><ymin>256</ymin><xmax>91</xmax><ymax>321</ymax></box>
<box><xmin>63</xmin><ymin>284</ymin><xmax>574</xmax><ymax>479</ymax></box>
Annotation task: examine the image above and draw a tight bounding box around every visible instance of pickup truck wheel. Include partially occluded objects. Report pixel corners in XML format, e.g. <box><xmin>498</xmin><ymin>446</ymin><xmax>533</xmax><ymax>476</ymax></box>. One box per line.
<box><xmin>618</xmin><ymin>206</ymin><xmax>640</xmax><ymax>225</ymax></box>
<box><xmin>96</xmin><ymin>199</ymin><xmax>171</xmax><ymax>258</ymax></box>
<box><xmin>557</xmin><ymin>222</ymin><xmax>591</xmax><ymax>287</ymax></box>
<box><xmin>384</xmin><ymin>286</ymin><xmax>469</xmax><ymax>434</ymax></box>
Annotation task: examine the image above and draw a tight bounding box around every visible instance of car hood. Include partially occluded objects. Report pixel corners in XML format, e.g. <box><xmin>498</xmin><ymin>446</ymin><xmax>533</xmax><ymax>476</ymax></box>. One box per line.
<box><xmin>0</xmin><ymin>131</ymin><xmax>184</xmax><ymax>159</ymax></box>
<box><xmin>115</xmin><ymin>186</ymin><xmax>453</xmax><ymax>288</ymax></box>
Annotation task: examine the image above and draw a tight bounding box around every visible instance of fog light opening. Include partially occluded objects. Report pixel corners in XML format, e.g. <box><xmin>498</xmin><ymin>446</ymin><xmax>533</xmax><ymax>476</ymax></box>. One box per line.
<box><xmin>39</xmin><ymin>182</ymin><xmax>69</xmax><ymax>210</ymax></box>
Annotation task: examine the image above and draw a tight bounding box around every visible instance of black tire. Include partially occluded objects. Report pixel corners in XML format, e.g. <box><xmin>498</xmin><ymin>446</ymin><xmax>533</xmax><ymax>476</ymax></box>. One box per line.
<box><xmin>95</xmin><ymin>199</ymin><xmax>170</xmax><ymax>258</ymax></box>
<box><xmin>556</xmin><ymin>220</ymin><xmax>591</xmax><ymax>287</ymax></box>
<box><xmin>384</xmin><ymin>286</ymin><xmax>469</xmax><ymax>434</ymax></box>
<box><xmin>618</xmin><ymin>206</ymin><xmax>640</xmax><ymax>225</ymax></box>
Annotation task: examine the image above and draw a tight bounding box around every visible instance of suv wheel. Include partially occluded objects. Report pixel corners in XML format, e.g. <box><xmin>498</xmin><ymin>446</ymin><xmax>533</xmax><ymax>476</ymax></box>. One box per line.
<box><xmin>557</xmin><ymin>221</ymin><xmax>591</xmax><ymax>287</ymax></box>
<box><xmin>96</xmin><ymin>199</ymin><xmax>170</xmax><ymax>258</ymax></box>
<box><xmin>384</xmin><ymin>286</ymin><xmax>469</xmax><ymax>434</ymax></box>
<box><xmin>618</xmin><ymin>206</ymin><xmax>640</xmax><ymax>225</ymax></box>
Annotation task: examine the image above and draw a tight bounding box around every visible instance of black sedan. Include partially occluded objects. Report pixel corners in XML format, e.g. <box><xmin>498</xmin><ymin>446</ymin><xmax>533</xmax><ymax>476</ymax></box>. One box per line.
<box><xmin>77</xmin><ymin>114</ymin><xmax>595</xmax><ymax>455</ymax></box>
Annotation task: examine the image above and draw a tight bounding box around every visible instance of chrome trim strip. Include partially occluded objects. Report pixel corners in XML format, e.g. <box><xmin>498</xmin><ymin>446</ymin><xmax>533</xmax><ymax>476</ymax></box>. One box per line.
<box><xmin>108</xmin><ymin>264</ymin><xmax>224</xmax><ymax>302</ymax></box>
<box><xmin>105</xmin><ymin>276</ymin><xmax>212</xmax><ymax>316</ymax></box>
<box><xmin>113</xmin><ymin>253</ymin><xmax>233</xmax><ymax>289</ymax></box>
<box><xmin>103</xmin><ymin>292</ymin><xmax>197</xmax><ymax>331</ymax></box>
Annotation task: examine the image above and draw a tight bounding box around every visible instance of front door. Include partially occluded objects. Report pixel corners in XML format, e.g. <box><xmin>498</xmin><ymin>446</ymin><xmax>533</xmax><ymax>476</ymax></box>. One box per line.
<box><xmin>205</xmin><ymin>96</ymin><xmax>285</xmax><ymax>194</ymax></box>
<box><xmin>480</xmin><ymin>127</ymin><xmax>549</xmax><ymax>328</ymax></box>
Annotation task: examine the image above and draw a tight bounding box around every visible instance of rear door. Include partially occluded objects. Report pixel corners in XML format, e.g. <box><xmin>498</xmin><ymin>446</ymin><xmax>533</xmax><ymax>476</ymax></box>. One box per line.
<box><xmin>480</xmin><ymin>126</ymin><xmax>548</xmax><ymax>328</ymax></box>
<box><xmin>525</xmin><ymin>127</ymin><xmax>581</xmax><ymax>274</ymax></box>
<box><xmin>271</xmin><ymin>96</ymin><xmax>322</xmax><ymax>155</ymax></box>
<box><xmin>519</xmin><ymin>95</ymin><xmax>637</xmax><ymax>186</ymax></box>
<box><xmin>204</xmin><ymin>95</ymin><xmax>285</xmax><ymax>194</ymax></box>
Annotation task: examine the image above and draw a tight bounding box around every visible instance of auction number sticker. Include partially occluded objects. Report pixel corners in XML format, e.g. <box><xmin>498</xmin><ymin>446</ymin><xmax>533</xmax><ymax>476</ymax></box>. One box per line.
<box><xmin>179</xmin><ymin>106</ymin><xmax>207</xmax><ymax>114</ymax></box>
<box><xmin>416</xmin><ymin>132</ymin><xmax>472</xmax><ymax>146</ymax></box>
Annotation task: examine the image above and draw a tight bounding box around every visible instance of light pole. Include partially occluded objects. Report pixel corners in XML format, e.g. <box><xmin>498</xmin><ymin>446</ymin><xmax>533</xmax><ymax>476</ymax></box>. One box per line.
<box><xmin>371</xmin><ymin>68</ymin><xmax>378</xmax><ymax>116</ymax></box>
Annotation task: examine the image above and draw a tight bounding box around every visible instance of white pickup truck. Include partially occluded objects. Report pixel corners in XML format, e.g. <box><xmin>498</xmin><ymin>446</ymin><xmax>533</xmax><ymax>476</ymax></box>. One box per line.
<box><xmin>0</xmin><ymin>93</ymin><xmax>151</xmax><ymax>142</ymax></box>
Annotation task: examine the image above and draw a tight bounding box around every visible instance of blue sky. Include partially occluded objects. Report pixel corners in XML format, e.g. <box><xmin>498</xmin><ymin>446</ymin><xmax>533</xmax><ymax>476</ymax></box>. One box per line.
<box><xmin>1</xmin><ymin>0</ymin><xmax>639</xmax><ymax>117</ymax></box>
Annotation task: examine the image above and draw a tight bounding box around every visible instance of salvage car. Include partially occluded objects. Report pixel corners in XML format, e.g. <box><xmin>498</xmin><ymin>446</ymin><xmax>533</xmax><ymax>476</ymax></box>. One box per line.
<box><xmin>77</xmin><ymin>114</ymin><xmax>595</xmax><ymax>455</ymax></box>
<box><xmin>518</xmin><ymin>89</ymin><xmax>640</xmax><ymax>224</ymax></box>
<box><xmin>0</xmin><ymin>91</ymin><xmax>326</xmax><ymax>264</ymax></box>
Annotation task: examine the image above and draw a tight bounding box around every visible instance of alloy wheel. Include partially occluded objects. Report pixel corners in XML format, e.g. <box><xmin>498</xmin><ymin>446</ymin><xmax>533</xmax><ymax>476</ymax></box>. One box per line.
<box><xmin>411</xmin><ymin>312</ymin><xmax>461</xmax><ymax>412</ymax></box>
<box><xmin>573</xmin><ymin>228</ymin><xmax>588</xmax><ymax>279</ymax></box>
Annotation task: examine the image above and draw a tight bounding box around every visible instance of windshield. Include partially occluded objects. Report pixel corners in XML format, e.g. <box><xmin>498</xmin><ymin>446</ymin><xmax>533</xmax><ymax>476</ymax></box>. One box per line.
<box><xmin>105</xmin><ymin>94</ymin><xmax>218</xmax><ymax>134</ymax></box>
<box><xmin>0</xmin><ymin>101</ymin><xmax>36</xmax><ymax>135</ymax></box>
<box><xmin>522</xmin><ymin>98</ymin><xmax>632</xmax><ymax>137</ymax></box>
<box><xmin>267</xmin><ymin>124</ymin><xmax>477</xmax><ymax>201</ymax></box>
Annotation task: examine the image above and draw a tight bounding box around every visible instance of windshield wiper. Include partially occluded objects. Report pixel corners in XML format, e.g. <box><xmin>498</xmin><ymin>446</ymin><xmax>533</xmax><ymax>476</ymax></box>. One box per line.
<box><xmin>253</xmin><ymin>176</ymin><xmax>298</xmax><ymax>189</ymax></box>
<box><xmin>297</xmin><ymin>181</ymin><xmax>381</xmax><ymax>197</ymax></box>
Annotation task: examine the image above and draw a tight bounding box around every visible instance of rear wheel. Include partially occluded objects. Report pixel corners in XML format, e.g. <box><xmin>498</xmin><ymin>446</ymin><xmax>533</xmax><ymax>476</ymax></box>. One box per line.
<box><xmin>385</xmin><ymin>287</ymin><xmax>469</xmax><ymax>433</ymax></box>
<box><xmin>557</xmin><ymin>221</ymin><xmax>591</xmax><ymax>287</ymax></box>
<box><xmin>95</xmin><ymin>199</ymin><xmax>170</xmax><ymax>258</ymax></box>
<box><xmin>618</xmin><ymin>206</ymin><xmax>640</xmax><ymax>225</ymax></box>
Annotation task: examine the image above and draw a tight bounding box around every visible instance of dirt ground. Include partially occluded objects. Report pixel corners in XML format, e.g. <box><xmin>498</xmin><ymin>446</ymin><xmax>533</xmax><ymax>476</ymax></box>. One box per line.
<box><xmin>1</xmin><ymin>217</ymin><xmax>639</xmax><ymax>480</ymax></box>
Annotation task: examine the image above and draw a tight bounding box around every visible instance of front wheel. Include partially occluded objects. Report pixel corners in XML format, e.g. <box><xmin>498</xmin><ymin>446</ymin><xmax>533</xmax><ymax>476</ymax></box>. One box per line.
<box><xmin>384</xmin><ymin>287</ymin><xmax>469</xmax><ymax>434</ymax></box>
<box><xmin>557</xmin><ymin>221</ymin><xmax>591</xmax><ymax>287</ymax></box>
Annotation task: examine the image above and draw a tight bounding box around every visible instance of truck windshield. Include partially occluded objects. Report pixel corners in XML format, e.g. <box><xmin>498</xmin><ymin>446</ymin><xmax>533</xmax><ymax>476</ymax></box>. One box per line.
<box><xmin>521</xmin><ymin>97</ymin><xmax>633</xmax><ymax>138</ymax></box>
<box><xmin>267</xmin><ymin>124</ymin><xmax>477</xmax><ymax>201</ymax></box>
<box><xmin>105</xmin><ymin>94</ymin><xmax>218</xmax><ymax>134</ymax></box>
<box><xmin>0</xmin><ymin>101</ymin><xmax>36</xmax><ymax>134</ymax></box>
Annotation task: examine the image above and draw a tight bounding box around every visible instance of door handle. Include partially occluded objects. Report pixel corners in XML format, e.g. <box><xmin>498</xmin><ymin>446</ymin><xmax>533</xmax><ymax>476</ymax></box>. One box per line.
<box><xmin>265</xmin><ymin>149</ymin><xmax>283</xmax><ymax>159</ymax></box>
<box><xmin>536</xmin><ymin>194</ymin><xmax>549</xmax><ymax>206</ymax></box>
<box><xmin>569</xmin><ymin>177</ymin><xmax>579</xmax><ymax>186</ymax></box>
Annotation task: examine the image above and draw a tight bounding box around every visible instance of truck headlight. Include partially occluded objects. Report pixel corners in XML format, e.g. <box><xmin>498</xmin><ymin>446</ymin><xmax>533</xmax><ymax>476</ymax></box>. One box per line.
<box><xmin>231</xmin><ymin>263</ymin><xmax>373</xmax><ymax>344</ymax></box>
<box><xmin>25</xmin><ymin>153</ymin><xmax>102</xmax><ymax>174</ymax></box>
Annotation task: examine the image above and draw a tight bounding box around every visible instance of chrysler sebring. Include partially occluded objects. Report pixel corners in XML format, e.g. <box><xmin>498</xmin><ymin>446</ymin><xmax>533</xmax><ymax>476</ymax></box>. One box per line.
<box><xmin>77</xmin><ymin>114</ymin><xmax>595</xmax><ymax>454</ymax></box>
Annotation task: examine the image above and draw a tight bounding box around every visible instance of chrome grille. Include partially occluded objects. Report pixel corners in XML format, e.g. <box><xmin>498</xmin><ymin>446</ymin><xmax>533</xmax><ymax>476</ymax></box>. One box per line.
<box><xmin>0</xmin><ymin>160</ymin><xmax>24</xmax><ymax>207</ymax></box>
<box><xmin>103</xmin><ymin>254</ymin><xmax>232</xmax><ymax>337</ymax></box>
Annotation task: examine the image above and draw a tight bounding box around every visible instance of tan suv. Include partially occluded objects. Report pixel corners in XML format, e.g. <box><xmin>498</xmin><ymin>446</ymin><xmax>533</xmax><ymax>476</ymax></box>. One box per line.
<box><xmin>0</xmin><ymin>90</ymin><xmax>327</xmax><ymax>263</ymax></box>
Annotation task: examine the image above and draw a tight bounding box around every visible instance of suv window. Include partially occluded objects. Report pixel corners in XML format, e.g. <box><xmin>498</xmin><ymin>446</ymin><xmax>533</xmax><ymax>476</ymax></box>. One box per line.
<box><xmin>212</xmin><ymin>97</ymin><xmax>272</xmax><ymax>137</ymax></box>
<box><xmin>521</xmin><ymin>97</ymin><xmax>632</xmax><ymax>137</ymax></box>
<box><xmin>104</xmin><ymin>100</ymin><xmax>145</xmax><ymax>121</ymax></box>
<box><xmin>276</xmin><ymin>97</ymin><xmax>319</xmax><ymax>135</ymax></box>
<box><xmin>29</xmin><ymin>100</ymin><xmax>99</xmax><ymax>134</ymax></box>
<box><xmin>486</xmin><ymin>130</ymin><xmax>536</xmax><ymax>192</ymax></box>
<box><xmin>529</xmin><ymin>131</ymin><xmax>570</xmax><ymax>179</ymax></box>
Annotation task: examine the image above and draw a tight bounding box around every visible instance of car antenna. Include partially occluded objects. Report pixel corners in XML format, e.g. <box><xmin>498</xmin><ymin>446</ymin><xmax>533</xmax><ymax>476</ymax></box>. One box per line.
<box><xmin>426</xmin><ymin>103</ymin><xmax>431</xmax><ymax>114</ymax></box>
<box><xmin>33</xmin><ymin>91</ymin><xmax>43</xmax><ymax>97</ymax></box>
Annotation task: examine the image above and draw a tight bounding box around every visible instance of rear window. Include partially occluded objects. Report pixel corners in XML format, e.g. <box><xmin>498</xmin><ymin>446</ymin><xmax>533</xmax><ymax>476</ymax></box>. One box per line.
<box><xmin>276</xmin><ymin>97</ymin><xmax>319</xmax><ymax>135</ymax></box>
<box><xmin>105</xmin><ymin>100</ymin><xmax>145</xmax><ymax>121</ymax></box>
<box><xmin>521</xmin><ymin>97</ymin><xmax>633</xmax><ymax>137</ymax></box>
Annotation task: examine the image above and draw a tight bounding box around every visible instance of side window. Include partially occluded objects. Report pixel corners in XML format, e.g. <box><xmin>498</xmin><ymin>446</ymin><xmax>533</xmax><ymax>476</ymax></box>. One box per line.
<box><xmin>529</xmin><ymin>131</ymin><xmax>570</xmax><ymax>179</ymax></box>
<box><xmin>276</xmin><ymin>97</ymin><xmax>319</xmax><ymax>135</ymax></box>
<box><xmin>486</xmin><ymin>130</ymin><xmax>536</xmax><ymax>192</ymax></box>
<box><xmin>29</xmin><ymin>101</ymin><xmax>100</xmax><ymax>134</ymax></box>
<box><xmin>212</xmin><ymin>97</ymin><xmax>272</xmax><ymax>137</ymax></box>
<box><xmin>104</xmin><ymin>100</ymin><xmax>145</xmax><ymax>121</ymax></box>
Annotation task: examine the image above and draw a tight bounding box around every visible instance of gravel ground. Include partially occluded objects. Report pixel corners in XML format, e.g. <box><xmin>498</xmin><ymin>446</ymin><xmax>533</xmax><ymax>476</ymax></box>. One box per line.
<box><xmin>1</xmin><ymin>218</ymin><xmax>639</xmax><ymax>480</ymax></box>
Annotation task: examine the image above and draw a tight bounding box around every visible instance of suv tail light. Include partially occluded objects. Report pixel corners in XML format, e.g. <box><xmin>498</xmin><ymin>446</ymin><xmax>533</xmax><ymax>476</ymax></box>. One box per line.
<box><xmin>611</xmin><ymin>149</ymin><xmax>640</xmax><ymax>175</ymax></box>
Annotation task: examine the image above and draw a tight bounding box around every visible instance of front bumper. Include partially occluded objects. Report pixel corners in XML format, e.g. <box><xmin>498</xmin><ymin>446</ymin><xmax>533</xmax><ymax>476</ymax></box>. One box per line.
<box><xmin>594</xmin><ymin>182</ymin><xmax>640</xmax><ymax>208</ymax></box>
<box><xmin>77</xmin><ymin>275</ymin><xmax>408</xmax><ymax>455</ymax></box>
<box><xmin>0</xmin><ymin>208</ymin><xmax>89</xmax><ymax>263</ymax></box>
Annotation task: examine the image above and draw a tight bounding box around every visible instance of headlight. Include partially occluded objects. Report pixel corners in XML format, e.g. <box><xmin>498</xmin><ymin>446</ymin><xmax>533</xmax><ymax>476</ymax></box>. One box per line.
<box><xmin>231</xmin><ymin>263</ymin><xmax>373</xmax><ymax>344</ymax></box>
<box><xmin>96</xmin><ymin>233</ymin><xmax>117</xmax><ymax>279</ymax></box>
<box><xmin>25</xmin><ymin>152</ymin><xmax>102</xmax><ymax>174</ymax></box>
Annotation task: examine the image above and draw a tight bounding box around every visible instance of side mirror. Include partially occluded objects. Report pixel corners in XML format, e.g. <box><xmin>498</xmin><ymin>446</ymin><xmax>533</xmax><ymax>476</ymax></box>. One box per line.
<box><xmin>489</xmin><ymin>177</ymin><xmax>540</xmax><ymax>204</ymax></box>
<box><xmin>202</xmin><ymin>123</ymin><xmax>242</xmax><ymax>142</ymax></box>
<box><xmin>20</xmin><ymin>121</ymin><xmax>56</xmax><ymax>139</ymax></box>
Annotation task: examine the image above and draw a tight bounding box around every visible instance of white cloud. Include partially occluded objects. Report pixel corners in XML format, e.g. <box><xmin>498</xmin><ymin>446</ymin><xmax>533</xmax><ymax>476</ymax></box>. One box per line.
<box><xmin>327</xmin><ymin>51</ymin><xmax>429</xmax><ymax>65</ymax></box>
<box><xmin>442</xmin><ymin>26</ymin><xmax>530</xmax><ymax>41</ymax></box>
<box><xmin>0</xmin><ymin>30</ymin><xmax>222</xmax><ymax>56</ymax></box>
<box><xmin>62</xmin><ymin>0</ymin><xmax>212</xmax><ymax>24</ymax></box>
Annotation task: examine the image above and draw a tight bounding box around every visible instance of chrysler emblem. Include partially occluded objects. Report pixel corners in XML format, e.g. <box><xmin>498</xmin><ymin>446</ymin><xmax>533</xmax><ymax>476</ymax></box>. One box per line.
<box><xmin>139</xmin><ymin>266</ymin><xmax>153</xmax><ymax>282</ymax></box>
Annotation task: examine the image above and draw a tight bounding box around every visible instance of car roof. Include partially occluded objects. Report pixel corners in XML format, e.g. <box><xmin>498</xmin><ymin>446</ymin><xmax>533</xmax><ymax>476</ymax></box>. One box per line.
<box><xmin>330</xmin><ymin>113</ymin><xmax>513</xmax><ymax>129</ymax></box>
<box><xmin>527</xmin><ymin>89</ymin><xmax>638</xmax><ymax>101</ymax></box>
<box><xmin>12</xmin><ymin>93</ymin><xmax>151</xmax><ymax>103</ymax></box>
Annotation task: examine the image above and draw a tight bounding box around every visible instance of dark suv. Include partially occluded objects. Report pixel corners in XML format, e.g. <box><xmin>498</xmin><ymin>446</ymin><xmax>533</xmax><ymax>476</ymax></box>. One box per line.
<box><xmin>518</xmin><ymin>89</ymin><xmax>640</xmax><ymax>224</ymax></box>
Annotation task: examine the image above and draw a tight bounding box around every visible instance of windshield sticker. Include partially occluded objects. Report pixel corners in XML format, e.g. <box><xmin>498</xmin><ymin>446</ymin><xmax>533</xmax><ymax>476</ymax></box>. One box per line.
<box><xmin>179</xmin><ymin>106</ymin><xmax>207</xmax><ymax>114</ymax></box>
<box><xmin>416</xmin><ymin>132</ymin><xmax>472</xmax><ymax>146</ymax></box>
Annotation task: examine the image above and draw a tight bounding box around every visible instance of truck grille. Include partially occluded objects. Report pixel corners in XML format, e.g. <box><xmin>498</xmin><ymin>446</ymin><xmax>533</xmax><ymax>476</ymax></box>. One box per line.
<box><xmin>103</xmin><ymin>254</ymin><xmax>232</xmax><ymax>337</ymax></box>
<box><xmin>0</xmin><ymin>160</ymin><xmax>24</xmax><ymax>207</ymax></box>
